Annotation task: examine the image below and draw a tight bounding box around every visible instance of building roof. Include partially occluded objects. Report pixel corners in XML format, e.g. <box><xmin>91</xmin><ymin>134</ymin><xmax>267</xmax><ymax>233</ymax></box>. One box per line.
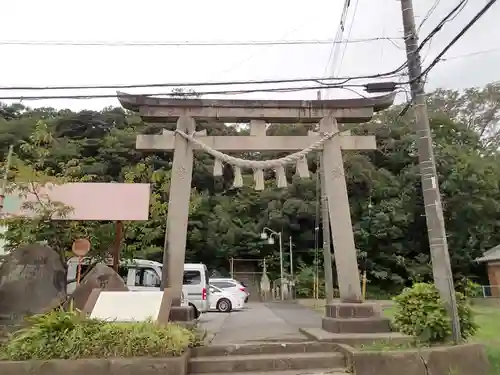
<box><xmin>476</xmin><ymin>245</ymin><xmax>500</xmax><ymax>263</ymax></box>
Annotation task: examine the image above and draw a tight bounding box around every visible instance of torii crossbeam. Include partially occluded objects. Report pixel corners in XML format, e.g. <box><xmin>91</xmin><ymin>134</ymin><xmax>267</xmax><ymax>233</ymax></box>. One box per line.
<box><xmin>119</xmin><ymin>92</ymin><xmax>395</xmax><ymax>330</ymax></box>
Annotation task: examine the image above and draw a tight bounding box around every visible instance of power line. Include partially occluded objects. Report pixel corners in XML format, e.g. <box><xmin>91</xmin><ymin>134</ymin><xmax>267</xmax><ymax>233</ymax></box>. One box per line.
<box><xmin>415</xmin><ymin>0</ymin><xmax>469</xmax><ymax>57</ymax></box>
<box><xmin>1</xmin><ymin>41</ymin><xmax>492</xmax><ymax>97</ymax></box>
<box><xmin>335</xmin><ymin>0</ymin><xmax>361</xmax><ymax>77</ymax></box>
<box><xmin>0</xmin><ymin>3</ymin><xmax>471</xmax><ymax>94</ymax></box>
<box><xmin>381</xmin><ymin>0</ymin><xmax>473</xmax><ymax>84</ymax></box>
<box><xmin>0</xmin><ymin>83</ymin><xmax>373</xmax><ymax>101</ymax></box>
<box><xmin>0</xmin><ymin>1</ymin><xmax>491</xmax><ymax>99</ymax></box>
<box><xmin>415</xmin><ymin>0</ymin><xmax>498</xmax><ymax>82</ymax></box>
<box><xmin>442</xmin><ymin>46</ymin><xmax>500</xmax><ymax>61</ymax></box>
<box><xmin>322</xmin><ymin>0</ymin><xmax>351</xmax><ymax>78</ymax></box>
<box><xmin>0</xmin><ymin>73</ymin><xmax>398</xmax><ymax>92</ymax></box>
<box><xmin>0</xmin><ymin>42</ymin><xmax>492</xmax><ymax>97</ymax></box>
<box><xmin>418</xmin><ymin>0</ymin><xmax>442</xmax><ymax>31</ymax></box>
<box><xmin>217</xmin><ymin>21</ymin><xmax>313</xmax><ymax>77</ymax></box>
<box><xmin>0</xmin><ymin>37</ymin><xmax>401</xmax><ymax>47</ymax></box>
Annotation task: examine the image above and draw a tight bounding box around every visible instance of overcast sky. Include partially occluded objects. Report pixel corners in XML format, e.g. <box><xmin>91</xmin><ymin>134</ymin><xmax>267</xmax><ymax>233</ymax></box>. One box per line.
<box><xmin>0</xmin><ymin>0</ymin><xmax>499</xmax><ymax>111</ymax></box>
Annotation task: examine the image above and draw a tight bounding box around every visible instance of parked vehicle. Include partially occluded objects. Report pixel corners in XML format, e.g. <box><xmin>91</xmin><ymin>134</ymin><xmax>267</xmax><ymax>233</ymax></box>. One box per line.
<box><xmin>67</xmin><ymin>258</ymin><xmax>210</xmax><ymax>318</ymax></box>
<box><xmin>209</xmin><ymin>277</ymin><xmax>249</xmax><ymax>303</ymax></box>
<box><xmin>208</xmin><ymin>284</ymin><xmax>244</xmax><ymax>312</ymax></box>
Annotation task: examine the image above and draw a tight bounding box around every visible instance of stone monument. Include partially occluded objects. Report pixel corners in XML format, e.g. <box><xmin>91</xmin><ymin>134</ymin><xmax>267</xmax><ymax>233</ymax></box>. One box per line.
<box><xmin>0</xmin><ymin>244</ymin><xmax>66</xmax><ymax>336</ymax></box>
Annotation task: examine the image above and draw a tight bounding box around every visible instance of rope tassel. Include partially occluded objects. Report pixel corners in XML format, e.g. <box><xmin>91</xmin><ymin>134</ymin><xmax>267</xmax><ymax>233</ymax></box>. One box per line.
<box><xmin>233</xmin><ymin>166</ymin><xmax>243</xmax><ymax>188</ymax></box>
<box><xmin>295</xmin><ymin>156</ymin><xmax>310</xmax><ymax>178</ymax></box>
<box><xmin>275</xmin><ymin>165</ymin><xmax>287</xmax><ymax>188</ymax></box>
<box><xmin>213</xmin><ymin>158</ymin><xmax>223</xmax><ymax>177</ymax></box>
<box><xmin>253</xmin><ymin>168</ymin><xmax>265</xmax><ymax>191</ymax></box>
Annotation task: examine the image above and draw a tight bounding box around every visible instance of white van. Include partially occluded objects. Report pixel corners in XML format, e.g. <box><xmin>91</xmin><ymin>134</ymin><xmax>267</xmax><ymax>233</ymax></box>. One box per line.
<box><xmin>67</xmin><ymin>258</ymin><xmax>210</xmax><ymax>316</ymax></box>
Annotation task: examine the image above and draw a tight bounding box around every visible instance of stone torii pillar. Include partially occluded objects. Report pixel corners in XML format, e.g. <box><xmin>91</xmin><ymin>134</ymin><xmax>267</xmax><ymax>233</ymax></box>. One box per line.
<box><xmin>118</xmin><ymin>92</ymin><xmax>395</xmax><ymax>333</ymax></box>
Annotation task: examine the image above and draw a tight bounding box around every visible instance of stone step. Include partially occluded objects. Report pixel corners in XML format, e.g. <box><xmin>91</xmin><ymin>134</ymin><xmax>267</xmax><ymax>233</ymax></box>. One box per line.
<box><xmin>300</xmin><ymin>327</ymin><xmax>413</xmax><ymax>346</ymax></box>
<box><xmin>198</xmin><ymin>370</ymin><xmax>349</xmax><ymax>375</ymax></box>
<box><xmin>191</xmin><ymin>341</ymin><xmax>342</xmax><ymax>357</ymax></box>
<box><xmin>188</xmin><ymin>352</ymin><xmax>345</xmax><ymax>374</ymax></box>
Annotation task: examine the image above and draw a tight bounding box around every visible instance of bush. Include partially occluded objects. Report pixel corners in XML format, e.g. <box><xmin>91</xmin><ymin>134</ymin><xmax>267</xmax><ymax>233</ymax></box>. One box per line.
<box><xmin>0</xmin><ymin>310</ymin><xmax>195</xmax><ymax>361</ymax></box>
<box><xmin>457</xmin><ymin>278</ymin><xmax>482</xmax><ymax>298</ymax></box>
<box><xmin>392</xmin><ymin>283</ymin><xmax>477</xmax><ymax>344</ymax></box>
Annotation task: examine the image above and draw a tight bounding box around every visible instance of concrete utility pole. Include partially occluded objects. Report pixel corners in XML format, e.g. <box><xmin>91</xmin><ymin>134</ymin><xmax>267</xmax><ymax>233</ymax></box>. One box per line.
<box><xmin>317</xmin><ymin>90</ymin><xmax>335</xmax><ymax>304</ymax></box>
<box><xmin>399</xmin><ymin>0</ymin><xmax>461</xmax><ymax>342</ymax></box>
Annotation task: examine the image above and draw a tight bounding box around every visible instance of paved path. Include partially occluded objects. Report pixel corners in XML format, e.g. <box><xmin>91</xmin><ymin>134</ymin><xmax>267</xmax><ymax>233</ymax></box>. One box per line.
<box><xmin>265</xmin><ymin>301</ymin><xmax>323</xmax><ymax>328</ymax></box>
<box><xmin>199</xmin><ymin>302</ymin><xmax>323</xmax><ymax>345</ymax></box>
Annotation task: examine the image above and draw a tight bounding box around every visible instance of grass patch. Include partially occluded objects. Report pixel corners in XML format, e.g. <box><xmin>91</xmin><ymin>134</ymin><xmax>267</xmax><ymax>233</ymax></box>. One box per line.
<box><xmin>0</xmin><ymin>310</ymin><xmax>197</xmax><ymax>361</ymax></box>
<box><xmin>469</xmin><ymin>306</ymin><xmax>500</xmax><ymax>375</ymax></box>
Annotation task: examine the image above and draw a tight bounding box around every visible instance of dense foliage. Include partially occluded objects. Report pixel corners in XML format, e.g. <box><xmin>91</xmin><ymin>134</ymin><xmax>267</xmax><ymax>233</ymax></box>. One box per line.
<box><xmin>392</xmin><ymin>283</ymin><xmax>477</xmax><ymax>343</ymax></box>
<box><xmin>1</xmin><ymin>82</ymin><xmax>500</xmax><ymax>293</ymax></box>
<box><xmin>0</xmin><ymin>310</ymin><xmax>193</xmax><ymax>360</ymax></box>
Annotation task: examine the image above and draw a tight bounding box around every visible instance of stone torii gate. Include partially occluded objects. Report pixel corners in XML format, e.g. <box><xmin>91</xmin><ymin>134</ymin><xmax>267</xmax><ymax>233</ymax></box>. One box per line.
<box><xmin>118</xmin><ymin>92</ymin><xmax>395</xmax><ymax>333</ymax></box>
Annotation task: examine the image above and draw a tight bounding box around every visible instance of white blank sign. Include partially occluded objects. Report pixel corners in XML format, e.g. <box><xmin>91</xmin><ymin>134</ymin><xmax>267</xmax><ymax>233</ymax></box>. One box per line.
<box><xmin>90</xmin><ymin>291</ymin><xmax>163</xmax><ymax>322</ymax></box>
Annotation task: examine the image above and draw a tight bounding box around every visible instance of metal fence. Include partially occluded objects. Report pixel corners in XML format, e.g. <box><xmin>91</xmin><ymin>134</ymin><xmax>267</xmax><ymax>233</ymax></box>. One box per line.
<box><xmin>479</xmin><ymin>285</ymin><xmax>500</xmax><ymax>298</ymax></box>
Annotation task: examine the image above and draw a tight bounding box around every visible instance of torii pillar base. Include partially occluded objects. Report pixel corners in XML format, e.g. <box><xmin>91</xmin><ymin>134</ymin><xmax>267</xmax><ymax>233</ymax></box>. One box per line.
<box><xmin>157</xmin><ymin>290</ymin><xmax>197</xmax><ymax>328</ymax></box>
<box><xmin>169</xmin><ymin>305</ymin><xmax>197</xmax><ymax>329</ymax></box>
<box><xmin>321</xmin><ymin>302</ymin><xmax>391</xmax><ymax>334</ymax></box>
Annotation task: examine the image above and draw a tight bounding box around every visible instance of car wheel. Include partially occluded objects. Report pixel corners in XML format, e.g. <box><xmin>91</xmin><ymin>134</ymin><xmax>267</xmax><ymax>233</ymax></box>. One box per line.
<box><xmin>217</xmin><ymin>298</ymin><xmax>232</xmax><ymax>313</ymax></box>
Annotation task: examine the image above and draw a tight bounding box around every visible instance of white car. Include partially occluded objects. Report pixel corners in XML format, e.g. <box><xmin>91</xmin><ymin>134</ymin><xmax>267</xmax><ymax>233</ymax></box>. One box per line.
<box><xmin>209</xmin><ymin>278</ymin><xmax>249</xmax><ymax>303</ymax></box>
<box><xmin>208</xmin><ymin>284</ymin><xmax>245</xmax><ymax>313</ymax></box>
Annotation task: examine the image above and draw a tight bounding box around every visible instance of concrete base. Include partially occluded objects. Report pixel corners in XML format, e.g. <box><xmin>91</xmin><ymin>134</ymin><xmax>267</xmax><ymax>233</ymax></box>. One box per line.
<box><xmin>322</xmin><ymin>316</ymin><xmax>391</xmax><ymax>333</ymax></box>
<box><xmin>350</xmin><ymin>343</ymin><xmax>490</xmax><ymax>375</ymax></box>
<box><xmin>322</xmin><ymin>302</ymin><xmax>391</xmax><ymax>334</ymax></box>
<box><xmin>169</xmin><ymin>305</ymin><xmax>196</xmax><ymax>324</ymax></box>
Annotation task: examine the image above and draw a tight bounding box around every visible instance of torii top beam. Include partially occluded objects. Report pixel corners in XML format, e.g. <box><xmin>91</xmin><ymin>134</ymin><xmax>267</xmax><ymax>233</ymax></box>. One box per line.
<box><xmin>117</xmin><ymin>91</ymin><xmax>396</xmax><ymax>124</ymax></box>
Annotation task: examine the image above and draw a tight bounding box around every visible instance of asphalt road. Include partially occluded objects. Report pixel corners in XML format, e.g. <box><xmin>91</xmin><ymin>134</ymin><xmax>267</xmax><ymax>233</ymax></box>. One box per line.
<box><xmin>198</xmin><ymin>302</ymin><xmax>323</xmax><ymax>345</ymax></box>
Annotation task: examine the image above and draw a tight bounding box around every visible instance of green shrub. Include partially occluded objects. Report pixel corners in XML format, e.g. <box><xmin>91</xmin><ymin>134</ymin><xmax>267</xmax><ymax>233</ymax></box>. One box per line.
<box><xmin>0</xmin><ymin>310</ymin><xmax>195</xmax><ymax>361</ymax></box>
<box><xmin>185</xmin><ymin>322</ymin><xmax>207</xmax><ymax>348</ymax></box>
<box><xmin>459</xmin><ymin>279</ymin><xmax>483</xmax><ymax>298</ymax></box>
<box><xmin>392</xmin><ymin>283</ymin><xmax>477</xmax><ymax>344</ymax></box>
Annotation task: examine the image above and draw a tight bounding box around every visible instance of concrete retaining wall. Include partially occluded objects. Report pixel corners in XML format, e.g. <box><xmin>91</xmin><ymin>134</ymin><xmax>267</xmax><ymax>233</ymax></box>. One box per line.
<box><xmin>0</xmin><ymin>352</ymin><xmax>189</xmax><ymax>375</ymax></box>
<box><xmin>346</xmin><ymin>343</ymin><xmax>490</xmax><ymax>375</ymax></box>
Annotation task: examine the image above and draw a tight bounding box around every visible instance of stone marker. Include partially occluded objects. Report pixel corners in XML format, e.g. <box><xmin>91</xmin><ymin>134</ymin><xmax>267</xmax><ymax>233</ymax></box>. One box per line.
<box><xmin>67</xmin><ymin>264</ymin><xmax>128</xmax><ymax>311</ymax></box>
<box><xmin>0</xmin><ymin>244</ymin><xmax>66</xmax><ymax>333</ymax></box>
<box><xmin>83</xmin><ymin>289</ymin><xmax>177</xmax><ymax>324</ymax></box>
<box><xmin>82</xmin><ymin>289</ymin><xmax>195</xmax><ymax>326</ymax></box>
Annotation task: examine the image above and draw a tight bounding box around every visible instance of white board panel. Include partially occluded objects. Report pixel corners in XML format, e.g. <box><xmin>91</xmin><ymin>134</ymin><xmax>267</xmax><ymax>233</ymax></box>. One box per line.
<box><xmin>90</xmin><ymin>291</ymin><xmax>163</xmax><ymax>322</ymax></box>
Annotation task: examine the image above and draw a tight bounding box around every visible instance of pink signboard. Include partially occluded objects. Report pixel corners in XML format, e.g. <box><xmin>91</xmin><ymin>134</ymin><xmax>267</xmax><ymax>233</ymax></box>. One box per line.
<box><xmin>4</xmin><ymin>183</ymin><xmax>150</xmax><ymax>221</ymax></box>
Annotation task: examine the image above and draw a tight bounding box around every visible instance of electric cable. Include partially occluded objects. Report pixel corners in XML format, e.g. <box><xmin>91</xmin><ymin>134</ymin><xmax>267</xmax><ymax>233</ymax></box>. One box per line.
<box><xmin>0</xmin><ymin>74</ymin><xmax>401</xmax><ymax>92</ymax></box>
<box><xmin>0</xmin><ymin>36</ymin><xmax>400</xmax><ymax>47</ymax></box>
<box><xmin>323</xmin><ymin>0</ymin><xmax>351</xmax><ymax>78</ymax></box>
<box><xmin>0</xmin><ymin>1</ymin><xmax>493</xmax><ymax>101</ymax></box>
<box><xmin>335</xmin><ymin>0</ymin><xmax>361</xmax><ymax>77</ymax></box>
<box><xmin>0</xmin><ymin>1</ymin><xmax>468</xmax><ymax>94</ymax></box>
<box><xmin>0</xmin><ymin>83</ymin><xmax>374</xmax><ymax>101</ymax></box>
<box><xmin>410</xmin><ymin>0</ymin><xmax>498</xmax><ymax>84</ymax></box>
<box><xmin>418</xmin><ymin>0</ymin><xmax>442</xmax><ymax>31</ymax></box>
<box><xmin>415</xmin><ymin>0</ymin><xmax>469</xmax><ymax>57</ymax></box>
